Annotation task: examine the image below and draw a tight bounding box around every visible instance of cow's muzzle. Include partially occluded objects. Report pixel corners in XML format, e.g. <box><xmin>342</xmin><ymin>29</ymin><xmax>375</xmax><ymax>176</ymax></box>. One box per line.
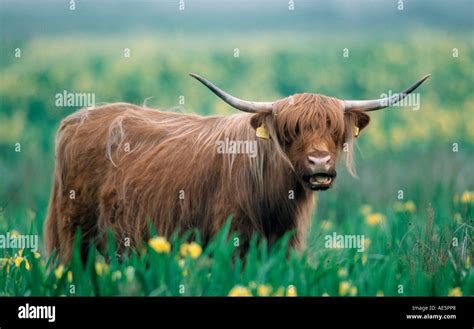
<box><xmin>304</xmin><ymin>172</ymin><xmax>337</xmax><ymax>191</ymax></box>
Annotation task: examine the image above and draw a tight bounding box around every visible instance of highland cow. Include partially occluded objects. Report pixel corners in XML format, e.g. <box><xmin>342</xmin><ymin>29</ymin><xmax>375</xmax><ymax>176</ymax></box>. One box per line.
<box><xmin>44</xmin><ymin>73</ymin><xmax>429</xmax><ymax>263</ymax></box>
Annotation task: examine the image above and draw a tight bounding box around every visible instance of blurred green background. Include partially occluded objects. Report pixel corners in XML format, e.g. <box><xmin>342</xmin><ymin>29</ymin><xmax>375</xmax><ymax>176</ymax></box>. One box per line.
<box><xmin>0</xmin><ymin>0</ymin><xmax>472</xmax><ymax>244</ymax></box>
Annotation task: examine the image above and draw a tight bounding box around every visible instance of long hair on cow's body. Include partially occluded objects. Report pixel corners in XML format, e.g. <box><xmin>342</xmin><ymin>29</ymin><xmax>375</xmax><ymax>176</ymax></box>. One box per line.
<box><xmin>44</xmin><ymin>93</ymin><xmax>367</xmax><ymax>263</ymax></box>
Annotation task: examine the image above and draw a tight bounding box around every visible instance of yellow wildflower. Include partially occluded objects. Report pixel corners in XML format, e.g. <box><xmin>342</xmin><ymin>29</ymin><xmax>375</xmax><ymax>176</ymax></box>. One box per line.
<box><xmin>180</xmin><ymin>242</ymin><xmax>202</xmax><ymax>259</ymax></box>
<box><xmin>286</xmin><ymin>285</ymin><xmax>297</xmax><ymax>297</ymax></box>
<box><xmin>33</xmin><ymin>252</ymin><xmax>41</xmax><ymax>259</ymax></box>
<box><xmin>25</xmin><ymin>259</ymin><xmax>31</xmax><ymax>271</ymax></box>
<box><xmin>350</xmin><ymin>286</ymin><xmax>358</xmax><ymax>296</ymax></box>
<box><xmin>274</xmin><ymin>286</ymin><xmax>285</xmax><ymax>297</ymax></box>
<box><xmin>180</xmin><ymin>244</ymin><xmax>188</xmax><ymax>256</ymax></box>
<box><xmin>54</xmin><ymin>265</ymin><xmax>64</xmax><ymax>279</ymax></box>
<box><xmin>339</xmin><ymin>281</ymin><xmax>351</xmax><ymax>296</ymax></box>
<box><xmin>337</xmin><ymin>268</ymin><xmax>348</xmax><ymax>277</ymax></box>
<box><xmin>148</xmin><ymin>236</ymin><xmax>171</xmax><ymax>254</ymax></box>
<box><xmin>95</xmin><ymin>262</ymin><xmax>108</xmax><ymax>276</ymax></box>
<box><xmin>460</xmin><ymin>191</ymin><xmax>473</xmax><ymax>204</ymax></box>
<box><xmin>361</xmin><ymin>254</ymin><xmax>368</xmax><ymax>265</ymax></box>
<box><xmin>365</xmin><ymin>213</ymin><xmax>385</xmax><ymax>226</ymax></box>
<box><xmin>448</xmin><ymin>287</ymin><xmax>462</xmax><ymax>297</ymax></box>
<box><xmin>14</xmin><ymin>256</ymin><xmax>23</xmax><ymax>268</ymax></box>
<box><xmin>228</xmin><ymin>285</ymin><xmax>252</xmax><ymax>297</ymax></box>
<box><xmin>257</xmin><ymin>284</ymin><xmax>272</xmax><ymax>296</ymax></box>
<box><xmin>67</xmin><ymin>271</ymin><xmax>73</xmax><ymax>283</ymax></box>
<box><xmin>188</xmin><ymin>243</ymin><xmax>202</xmax><ymax>258</ymax></box>
<box><xmin>10</xmin><ymin>230</ymin><xmax>20</xmax><ymax>238</ymax></box>
<box><xmin>403</xmin><ymin>201</ymin><xmax>416</xmax><ymax>213</ymax></box>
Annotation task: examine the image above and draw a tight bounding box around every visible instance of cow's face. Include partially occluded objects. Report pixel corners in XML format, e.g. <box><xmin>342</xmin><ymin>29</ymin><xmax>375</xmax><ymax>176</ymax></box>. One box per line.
<box><xmin>285</xmin><ymin>123</ymin><xmax>340</xmax><ymax>191</ymax></box>
<box><xmin>252</xmin><ymin>94</ymin><xmax>370</xmax><ymax>191</ymax></box>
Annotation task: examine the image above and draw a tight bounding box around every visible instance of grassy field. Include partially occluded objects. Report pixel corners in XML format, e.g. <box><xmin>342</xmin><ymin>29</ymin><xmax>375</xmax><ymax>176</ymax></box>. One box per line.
<box><xmin>0</xmin><ymin>33</ymin><xmax>473</xmax><ymax>296</ymax></box>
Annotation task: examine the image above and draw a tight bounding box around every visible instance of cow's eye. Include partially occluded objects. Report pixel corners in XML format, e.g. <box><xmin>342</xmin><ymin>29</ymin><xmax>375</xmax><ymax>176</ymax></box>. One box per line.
<box><xmin>294</xmin><ymin>124</ymin><xmax>300</xmax><ymax>136</ymax></box>
<box><xmin>326</xmin><ymin>117</ymin><xmax>332</xmax><ymax>127</ymax></box>
<box><xmin>282</xmin><ymin>123</ymin><xmax>299</xmax><ymax>145</ymax></box>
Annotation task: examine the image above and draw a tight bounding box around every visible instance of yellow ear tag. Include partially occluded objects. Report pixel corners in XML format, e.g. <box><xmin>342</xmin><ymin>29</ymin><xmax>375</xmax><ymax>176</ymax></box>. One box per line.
<box><xmin>354</xmin><ymin>126</ymin><xmax>360</xmax><ymax>137</ymax></box>
<box><xmin>256</xmin><ymin>123</ymin><xmax>270</xmax><ymax>140</ymax></box>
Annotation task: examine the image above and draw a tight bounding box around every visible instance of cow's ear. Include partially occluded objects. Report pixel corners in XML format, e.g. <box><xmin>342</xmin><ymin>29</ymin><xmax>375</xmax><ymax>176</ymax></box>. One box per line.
<box><xmin>355</xmin><ymin>110</ymin><xmax>370</xmax><ymax>132</ymax></box>
<box><xmin>345</xmin><ymin>110</ymin><xmax>370</xmax><ymax>136</ymax></box>
<box><xmin>250</xmin><ymin>113</ymin><xmax>265</xmax><ymax>130</ymax></box>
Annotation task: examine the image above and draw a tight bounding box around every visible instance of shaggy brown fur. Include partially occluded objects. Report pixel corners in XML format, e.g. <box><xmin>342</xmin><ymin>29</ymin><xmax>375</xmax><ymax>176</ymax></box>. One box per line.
<box><xmin>44</xmin><ymin>94</ymin><xmax>370</xmax><ymax>263</ymax></box>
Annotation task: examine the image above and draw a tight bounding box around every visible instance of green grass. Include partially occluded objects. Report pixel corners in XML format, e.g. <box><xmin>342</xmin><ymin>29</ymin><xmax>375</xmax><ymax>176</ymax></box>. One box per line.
<box><xmin>1</xmin><ymin>198</ymin><xmax>472</xmax><ymax>296</ymax></box>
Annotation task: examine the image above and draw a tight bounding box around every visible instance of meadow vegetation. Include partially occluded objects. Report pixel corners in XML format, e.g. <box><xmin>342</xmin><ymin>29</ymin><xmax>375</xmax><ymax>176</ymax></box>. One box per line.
<box><xmin>0</xmin><ymin>33</ymin><xmax>472</xmax><ymax>296</ymax></box>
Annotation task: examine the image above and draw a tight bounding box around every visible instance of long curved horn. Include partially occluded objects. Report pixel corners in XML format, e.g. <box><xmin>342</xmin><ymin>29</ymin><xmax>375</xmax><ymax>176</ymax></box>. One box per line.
<box><xmin>189</xmin><ymin>73</ymin><xmax>274</xmax><ymax>113</ymax></box>
<box><xmin>343</xmin><ymin>74</ymin><xmax>430</xmax><ymax>112</ymax></box>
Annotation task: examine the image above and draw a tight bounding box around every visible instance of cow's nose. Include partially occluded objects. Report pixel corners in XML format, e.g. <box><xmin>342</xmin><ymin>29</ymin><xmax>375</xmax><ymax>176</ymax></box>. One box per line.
<box><xmin>307</xmin><ymin>155</ymin><xmax>331</xmax><ymax>170</ymax></box>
